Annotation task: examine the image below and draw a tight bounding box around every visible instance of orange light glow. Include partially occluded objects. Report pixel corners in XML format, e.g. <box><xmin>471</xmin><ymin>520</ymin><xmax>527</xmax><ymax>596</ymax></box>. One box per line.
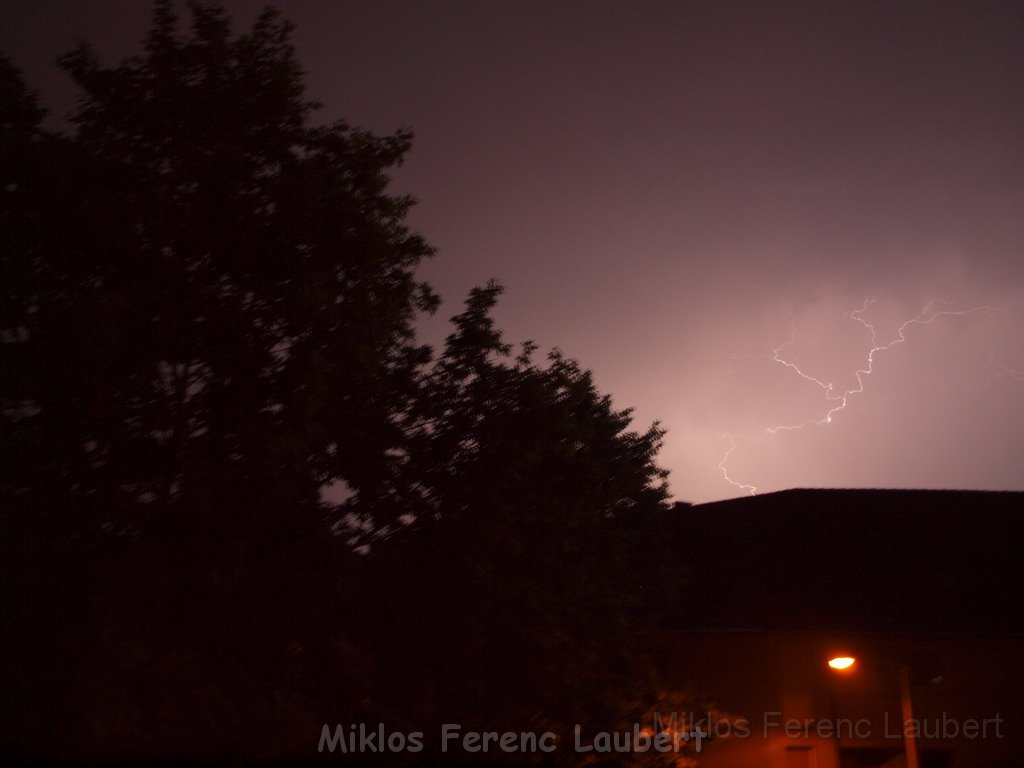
<box><xmin>828</xmin><ymin>656</ymin><xmax>856</xmax><ymax>670</ymax></box>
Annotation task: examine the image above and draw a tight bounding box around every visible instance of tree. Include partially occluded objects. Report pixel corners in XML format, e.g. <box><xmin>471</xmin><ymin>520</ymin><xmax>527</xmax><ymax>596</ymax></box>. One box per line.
<box><xmin>1</xmin><ymin>4</ymin><xmax>679</xmax><ymax>762</ymax></box>
<box><xmin>355</xmin><ymin>283</ymin><xmax>677</xmax><ymax>752</ymax></box>
<box><xmin>3</xmin><ymin>3</ymin><xmax>439</xmax><ymax>757</ymax></box>
<box><xmin>4</xmin><ymin>1</ymin><xmax>439</xmax><ymax>547</ymax></box>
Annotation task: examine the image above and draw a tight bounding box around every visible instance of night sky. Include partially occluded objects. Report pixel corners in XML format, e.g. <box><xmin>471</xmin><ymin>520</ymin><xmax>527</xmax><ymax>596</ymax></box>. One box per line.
<box><xmin>4</xmin><ymin>0</ymin><xmax>1022</xmax><ymax>502</ymax></box>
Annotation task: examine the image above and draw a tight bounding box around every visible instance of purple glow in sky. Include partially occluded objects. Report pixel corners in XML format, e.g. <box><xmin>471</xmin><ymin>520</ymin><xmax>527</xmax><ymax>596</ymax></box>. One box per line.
<box><xmin>4</xmin><ymin>0</ymin><xmax>1022</xmax><ymax>501</ymax></box>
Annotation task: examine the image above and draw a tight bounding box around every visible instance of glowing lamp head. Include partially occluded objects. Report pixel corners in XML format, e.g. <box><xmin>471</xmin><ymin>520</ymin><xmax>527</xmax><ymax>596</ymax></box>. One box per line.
<box><xmin>828</xmin><ymin>656</ymin><xmax>856</xmax><ymax>670</ymax></box>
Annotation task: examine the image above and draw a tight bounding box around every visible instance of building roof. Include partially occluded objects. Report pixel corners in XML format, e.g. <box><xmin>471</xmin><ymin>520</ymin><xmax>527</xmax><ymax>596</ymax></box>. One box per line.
<box><xmin>667</xmin><ymin>488</ymin><xmax>1024</xmax><ymax>634</ymax></box>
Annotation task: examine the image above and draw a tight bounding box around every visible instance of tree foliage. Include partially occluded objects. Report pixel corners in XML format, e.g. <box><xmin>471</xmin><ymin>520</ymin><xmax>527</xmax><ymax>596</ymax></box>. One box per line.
<box><xmin>4</xmin><ymin>2</ymin><xmax>439</xmax><ymax>546</ymax></box>
<box><xmin>361</xmin><ymin>283</ymin><xmax>675</xmax><ymax>741</ymax></box>
<box><xmin>1</xmin><ymin>4</ymin><xmax>678</xmax><ymax>762</ymax></box>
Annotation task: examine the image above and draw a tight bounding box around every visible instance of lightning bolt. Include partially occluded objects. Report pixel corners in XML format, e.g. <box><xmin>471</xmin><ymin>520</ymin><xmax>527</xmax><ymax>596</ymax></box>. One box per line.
<box><xmin>718</xmin><ymin>433</ymin><xmax>757</xmax><ymax>495</ymax></box>
<box><xmin>989</xmin><ymin>352</ymin><xmax>1024</xmax><ymax>383</ymax></box>
<box><xmin>719</xmin><ymin>298</ymin><xmax>1008</xmax><ymax>496</ymax></box>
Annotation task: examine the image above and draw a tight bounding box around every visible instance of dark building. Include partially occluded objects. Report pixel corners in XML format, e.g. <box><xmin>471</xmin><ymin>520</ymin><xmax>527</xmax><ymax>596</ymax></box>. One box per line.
<box><xmin>664</xmin><ymin>489</ymin><xmax>1024</xmax><ymax>768</ymax></box>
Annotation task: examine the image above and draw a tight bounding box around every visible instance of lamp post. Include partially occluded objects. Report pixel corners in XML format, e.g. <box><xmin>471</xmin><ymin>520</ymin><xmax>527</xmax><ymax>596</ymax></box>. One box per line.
<box><xmin>827</xmin><ymin>656</ymin><xmax>920</xmax><ymax>768</ymax></box>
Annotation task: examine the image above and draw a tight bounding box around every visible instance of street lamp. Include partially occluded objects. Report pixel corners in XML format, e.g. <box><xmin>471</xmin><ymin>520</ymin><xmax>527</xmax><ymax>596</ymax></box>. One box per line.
<box><xmin>826</xmin><ymin>656</ymin><xmax>920</xmax><ymax>768</ymax></box>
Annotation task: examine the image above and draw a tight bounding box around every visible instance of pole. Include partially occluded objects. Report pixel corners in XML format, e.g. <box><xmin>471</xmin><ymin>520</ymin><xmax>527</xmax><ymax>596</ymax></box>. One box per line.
<box><xmin>898</xmin><ymin>665</ymin><xmax>920</xmax><ymax>768</ymax></box>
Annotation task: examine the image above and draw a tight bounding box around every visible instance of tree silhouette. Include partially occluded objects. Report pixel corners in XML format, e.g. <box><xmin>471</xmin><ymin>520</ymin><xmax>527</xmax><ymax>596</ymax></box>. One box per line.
<box><xmin>4</xmin><ymin>2</ymin><xmax>437</xmax><ymax>547</ymax></box>
<box><xmin>359</xmin><ymin>282</ymin><xmax>676</xmax><ymax>745</ymax></box>
<box><xmin>3</xmin><ymin>4</ymin><xmax>440</xmax><ymax>756</ymax></box>
<box><xmin>1</xmin><ymin>4</ymin><xmax>677</xmax><ymax>762</ymax></box>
